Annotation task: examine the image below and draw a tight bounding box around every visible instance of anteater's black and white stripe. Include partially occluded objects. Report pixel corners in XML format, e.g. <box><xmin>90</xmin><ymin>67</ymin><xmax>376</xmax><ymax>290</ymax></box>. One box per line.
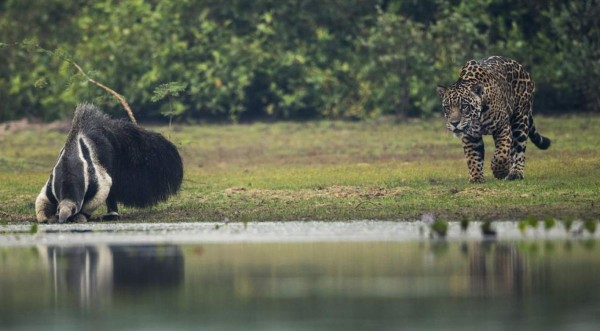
<box><xmin>35</xmin><ymin>104</ymin><xmax>183</xmax><ymax>223</ymax></box>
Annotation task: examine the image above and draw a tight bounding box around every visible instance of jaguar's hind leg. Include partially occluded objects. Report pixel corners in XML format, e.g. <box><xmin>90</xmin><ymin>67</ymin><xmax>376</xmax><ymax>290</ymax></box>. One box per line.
<box><xmin>506</xmin><ymin>113</ymin><xmax>529</xmax><ymax>180</ymax></box>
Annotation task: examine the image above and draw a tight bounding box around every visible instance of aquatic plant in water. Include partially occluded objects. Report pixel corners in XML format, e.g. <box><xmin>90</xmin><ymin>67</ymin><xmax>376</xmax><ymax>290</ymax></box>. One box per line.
<box><xmin>544</xmin><ymin>217</ymin><xmax>556</xmax><ymax>231</ymax></box>
<box><xmin>525</xmin><ymin>215</ymin><xmax>539</xmax><ymax>229</ymax></box>
<box><xmin>460</xmin><ymin>217</ymin><xmax>470</xmax><ymax>232</ymax></box>
<box><xmin>29</xmin><ymin>224</ymin><xmax>38</xmax><ymax>235</ymax></box>
<box><xmin>430</xmin><ymin>219</ymin><xmax>448</xmax><ymax>238</ymax></box>
<box><xmin>562</xmin><ymin>218</ymin><xmax>574</xmax><ymax>232</ymax></box>
<box><xmin>481</xmin><ymin>220</ymin><xmax>497</xmax><ymax>238</ymax></box>
<box><xmin>584</xmin><ymin>220</ymin><xmax>597</xmax><ymax>234</ymax></box>
<box><xmin>518</xmin><ymin>220</ymin><xmax>528</xmax><ymax>235</ymax></box>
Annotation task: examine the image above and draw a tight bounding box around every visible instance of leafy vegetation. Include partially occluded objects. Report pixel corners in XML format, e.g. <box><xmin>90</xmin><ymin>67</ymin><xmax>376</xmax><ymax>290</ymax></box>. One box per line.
<box><xmin>430</xmin><ymin>219</ymin><xmax>449</xmax><ymax>238</ymax></box>
<box><xmin>0</xmin><ymin>0</ymin><xmax>597</xmax><ymax>122</ymax></box>
<box><xmin>0</xmin><ymin>115</ymin><xmax>599</xmax><ymax>223</ymax></box>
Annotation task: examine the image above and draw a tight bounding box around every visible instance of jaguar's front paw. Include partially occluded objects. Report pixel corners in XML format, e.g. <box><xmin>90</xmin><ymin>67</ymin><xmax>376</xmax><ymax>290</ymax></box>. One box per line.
<box><xmin>469</xmin><ymin>176</ymin><xmax>486</xmax><ymax>184</ymax></box>
<box><xmin>505</xmin><ymin>171</ymin><xmax>524</xmax><ymax>180</ymax></box>
<box><xmin>491</xmin><ymin>160</ymin><xmax>510</xmax><ymax>180</ymax></box>
<box><xmin>492</xmin><ymin>168</ymin><xmax>510</xmax><ymax>180</ymax></box>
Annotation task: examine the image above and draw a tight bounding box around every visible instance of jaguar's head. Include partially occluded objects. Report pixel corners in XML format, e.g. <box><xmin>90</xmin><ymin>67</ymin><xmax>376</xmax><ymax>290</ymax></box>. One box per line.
<box><xmin>436</xmin><ymin>82</ymin><xmax>484</xmax><ymax>138</ymax></box>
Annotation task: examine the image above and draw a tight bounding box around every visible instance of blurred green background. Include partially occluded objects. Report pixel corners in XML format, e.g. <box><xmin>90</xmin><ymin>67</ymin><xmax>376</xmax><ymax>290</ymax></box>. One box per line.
<box><xmin>1</xmin><ymin>0</ymin><xmax>598</xmax><ymax>122</ymax></box>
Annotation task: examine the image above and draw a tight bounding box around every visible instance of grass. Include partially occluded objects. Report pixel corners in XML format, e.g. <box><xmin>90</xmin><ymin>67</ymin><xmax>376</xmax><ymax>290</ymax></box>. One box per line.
<box><xmin>1</xmin><ymin>115</ymin><xmax>599</xmax><ymax>223</ymax></box>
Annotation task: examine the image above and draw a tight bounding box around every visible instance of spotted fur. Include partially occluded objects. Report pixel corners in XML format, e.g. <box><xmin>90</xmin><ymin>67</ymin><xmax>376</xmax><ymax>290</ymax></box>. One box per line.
<box><xmin>436</xmin><ymin>56</ymin><xmax>551</xmax><ymax>183</ymax></box>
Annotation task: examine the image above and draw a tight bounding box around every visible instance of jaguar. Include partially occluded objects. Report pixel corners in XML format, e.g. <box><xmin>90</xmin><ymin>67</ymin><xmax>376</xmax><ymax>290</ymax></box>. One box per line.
<box><xmin>436</xmin><ymin>56</ymin><xmax>551</xmax><ymax>183</ymax></box>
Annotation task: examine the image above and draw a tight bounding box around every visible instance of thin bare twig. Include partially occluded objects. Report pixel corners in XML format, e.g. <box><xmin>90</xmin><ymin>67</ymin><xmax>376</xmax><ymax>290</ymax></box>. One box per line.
<box><xmin>354</xmin><ymin>200</ymin><xmax>378</xmax><ymax>209</ymax></box>
<box><xmin>69</xmin><ymin>61</ymin><xmax>138</xmax><ymax>125</ymax></box>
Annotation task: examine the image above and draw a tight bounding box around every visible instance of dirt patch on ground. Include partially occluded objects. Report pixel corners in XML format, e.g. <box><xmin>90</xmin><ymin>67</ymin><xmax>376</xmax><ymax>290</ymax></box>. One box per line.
<box><xmin>449</xmin><ymin>186</ymin><xmax>539</xmax><ymax>201</ymax></box>
<box><xmin>223</xmin><ymin>185</ymin><xmax>411</xmax><ymax>201</ymax></box>
<box><xmin>0</xmin><ymin>119</ymin><xmax>70</xmax><ymax>136</ymax></box>
<box><xmin>454</xmin><ymin>187</ymin><xmax>504</xmax><ymax>198</ymax></box>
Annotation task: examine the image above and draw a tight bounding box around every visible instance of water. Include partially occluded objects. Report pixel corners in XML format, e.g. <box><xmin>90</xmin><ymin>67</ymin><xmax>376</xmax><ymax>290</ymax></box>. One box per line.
<box><xmin>1</xmin><ymin>222</ymin><xmax>599</xmax><ymax>330</ymax></box>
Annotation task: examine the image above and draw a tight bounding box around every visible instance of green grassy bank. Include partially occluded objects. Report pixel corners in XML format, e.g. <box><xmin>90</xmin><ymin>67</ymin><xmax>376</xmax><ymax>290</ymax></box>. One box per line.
<box><xmin>1</xmin><ymin>115</ymin><xmax>598</xmax><ymax>223</ymax></box>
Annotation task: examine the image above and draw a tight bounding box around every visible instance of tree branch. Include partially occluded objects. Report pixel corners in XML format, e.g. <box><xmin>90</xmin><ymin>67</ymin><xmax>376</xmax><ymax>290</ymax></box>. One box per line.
<box><xmin>69</xmin><ymin>61</ymin><xmax>137</xmax><ymax>125</ymax></box>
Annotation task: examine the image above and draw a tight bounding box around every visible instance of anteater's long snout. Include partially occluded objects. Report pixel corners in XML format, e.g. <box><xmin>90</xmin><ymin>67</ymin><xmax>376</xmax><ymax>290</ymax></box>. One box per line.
<box><xmin>57</xmin><ymin>200</ymin><xmax>77</xmax><ymax>223</ymax></box>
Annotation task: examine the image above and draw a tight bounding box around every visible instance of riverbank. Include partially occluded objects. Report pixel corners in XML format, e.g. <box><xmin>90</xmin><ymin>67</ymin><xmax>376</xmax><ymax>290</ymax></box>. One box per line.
<box><xmin>1</xmin><ymin>115</ymin><xmax>599</xmax><ymax>223</ymax></box>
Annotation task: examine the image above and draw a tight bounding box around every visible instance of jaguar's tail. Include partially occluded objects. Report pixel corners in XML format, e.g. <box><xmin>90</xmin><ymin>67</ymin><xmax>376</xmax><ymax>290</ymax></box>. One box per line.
<box><xmin>528</xmin><ymin>115</ymin><xmax>551</xmax><ymax>150</ymax></box>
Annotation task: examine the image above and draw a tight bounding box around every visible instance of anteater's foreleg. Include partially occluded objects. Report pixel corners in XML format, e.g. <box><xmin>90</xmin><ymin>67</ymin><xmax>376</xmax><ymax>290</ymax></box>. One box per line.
<box><xmin>102</xmin><ymin>190</ymin><xmax>121</xmax><ymax>221</ymax></box>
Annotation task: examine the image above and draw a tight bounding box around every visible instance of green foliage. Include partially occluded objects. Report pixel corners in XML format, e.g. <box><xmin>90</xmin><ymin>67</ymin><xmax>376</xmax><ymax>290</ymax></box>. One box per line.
<box><xmin>518</xmin><ymin>220</ymin><xmax>528</xmax><ymax>234</ymax></box>
<box><xmin>28</xmin><ymin>223</ymin><xmax>38</xmax><ymax>235</ymax></box>
<box><xmin>584</xmin><ymin>220</ymin><xmax>597</xmax><ymax>235</ymax></box>
<box><xmin>0</xmin><ymin>0</ymin><xmax>597</xmax><ymax>122</ymax></box>
<box><xmin>533</xmin><ymin>0</ymin><xmax>599</xmax><ymax>112</ymax></box>
<box><xmin>152</xmin><ymin>82</ymin><xmax>187</xmax><ymax>119</ymax></box>
<box><xmin>431</xmin><ymin>219</ymin><xmax>448</xmax><ymax>238</ymax></box>
<box><xmin>562</xmin><ymin>218</ymin><xmax>574</xmax><ymax>232</ymax></box>
<box><xmin>151</xmin><ymin>82</ymin><xmax>187</xmax><ymax>102</ymax></box>
<box><xmin>524</xmin><ymin>215</ymin><xmax>539</xmax><ymax>229</ymax></box>
<box><xmin>544</xmin><ymin>217</ymin><xmax>556</xmax><ymax>231</ymax></box>
<box><xmin>357</xmin><ymin>8</ymin><xmax>437</xmax><ymax>118</ymax></box>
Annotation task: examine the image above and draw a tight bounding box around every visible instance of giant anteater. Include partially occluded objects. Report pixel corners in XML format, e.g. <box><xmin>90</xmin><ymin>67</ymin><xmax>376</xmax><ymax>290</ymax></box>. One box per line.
<box><xmin>35</xmin><ymin>104</ymin><xmax>183</xmax><ymax>223</ymax></box>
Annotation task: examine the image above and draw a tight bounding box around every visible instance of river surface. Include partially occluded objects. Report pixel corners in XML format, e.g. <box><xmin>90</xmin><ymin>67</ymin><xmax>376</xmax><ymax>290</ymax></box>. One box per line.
<box><xmin>1</xmin><ymin>221</ymin><xmax>599</xmax><ymax>330</ymax></box>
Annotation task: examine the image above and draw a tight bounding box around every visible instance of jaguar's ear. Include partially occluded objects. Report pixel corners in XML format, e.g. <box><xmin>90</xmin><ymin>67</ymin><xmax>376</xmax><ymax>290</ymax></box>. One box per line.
<box><xmin>436</xmin><ymin>85</ymin><xmax>446</xmax><ymax>98</ymax></box>
<box><xmin>471</xmin><ymin>83</ymin><xmax>483</xmax><ymax>97</ymax></box>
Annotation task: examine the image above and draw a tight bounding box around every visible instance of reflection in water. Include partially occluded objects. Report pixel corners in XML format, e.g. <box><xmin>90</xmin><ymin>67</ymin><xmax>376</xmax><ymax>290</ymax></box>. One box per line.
<box><xmin>36</xmin><ymin>245</ymin><xmax>183</xmax><ymax>308</ymax></box>
<box><xmin>1</xmin><ymin>240</ymin><xmax>600</xmax><ymax>330</ymax></box>
<box><xmin>40</xmin><ymin>246</ymin><xmax>112</xmax><ymax>308</ymax></box>
<box><xmin>467</xmin><ymin>242</ymin><xmax>527</xmax><ymax>296</ymax></box>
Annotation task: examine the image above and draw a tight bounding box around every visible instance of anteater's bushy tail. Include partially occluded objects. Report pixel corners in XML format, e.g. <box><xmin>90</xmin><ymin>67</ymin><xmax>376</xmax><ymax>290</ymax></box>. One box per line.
<box><xmin>111</xmin><ymin>123</ymin><xmax>183</xmax><ymax>207</ymax></box>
